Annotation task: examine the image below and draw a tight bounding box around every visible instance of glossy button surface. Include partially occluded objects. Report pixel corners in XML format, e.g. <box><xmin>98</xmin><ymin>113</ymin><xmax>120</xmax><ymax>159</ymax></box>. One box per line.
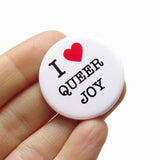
<box><xmin>39</xmin><ymin>37</ymin><xmax>124</xmax><ymax>119</ymax></box>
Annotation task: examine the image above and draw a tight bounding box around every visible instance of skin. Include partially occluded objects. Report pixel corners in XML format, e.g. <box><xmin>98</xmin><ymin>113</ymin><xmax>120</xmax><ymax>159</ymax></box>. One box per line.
<box><xmin>0</xmin><ymin>31</ymin><xmax>126</xmax><ymax>160</ymax></box>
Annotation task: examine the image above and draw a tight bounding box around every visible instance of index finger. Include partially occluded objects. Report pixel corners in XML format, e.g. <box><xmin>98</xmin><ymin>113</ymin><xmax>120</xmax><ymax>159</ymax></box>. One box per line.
<box><xmin>0</xmin><ymin>31</ymin><xmax>66</xmax><ymax>107</ymax></box>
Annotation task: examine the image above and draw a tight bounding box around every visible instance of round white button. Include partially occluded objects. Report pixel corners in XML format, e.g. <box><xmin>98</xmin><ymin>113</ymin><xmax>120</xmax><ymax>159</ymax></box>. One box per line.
<box><xmin>39</xmin><ymin>37</ymin><xmax>124</xmax><ymax>120</ymax></box>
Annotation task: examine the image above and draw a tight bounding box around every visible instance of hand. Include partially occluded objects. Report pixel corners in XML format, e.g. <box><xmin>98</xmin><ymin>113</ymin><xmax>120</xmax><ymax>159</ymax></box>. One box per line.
<box><xmin>0</xmin><ymin>31</ymin><xmax>126</xmax><ymax>160</ymax></box>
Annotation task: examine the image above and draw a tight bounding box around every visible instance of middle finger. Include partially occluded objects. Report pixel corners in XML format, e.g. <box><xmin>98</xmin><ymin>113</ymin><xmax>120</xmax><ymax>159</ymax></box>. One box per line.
<box><xmin>0</xmin><ymin>83</ymin><xmax>56</xmax><ymax>159</ymax></box>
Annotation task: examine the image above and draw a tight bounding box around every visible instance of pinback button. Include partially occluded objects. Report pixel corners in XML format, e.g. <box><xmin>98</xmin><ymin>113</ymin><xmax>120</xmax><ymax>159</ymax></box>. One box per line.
<box><xmin>39</xmin><ymin>37</ymin><xmax>124</xmax><ymax>120</ymax></box>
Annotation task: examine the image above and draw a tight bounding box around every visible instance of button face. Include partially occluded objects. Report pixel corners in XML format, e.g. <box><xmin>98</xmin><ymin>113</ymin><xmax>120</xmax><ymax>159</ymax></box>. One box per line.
<box><xmin>39</xmin><ymin>37</ymin><xmax>124</xmax><ymax>120</ymax></box>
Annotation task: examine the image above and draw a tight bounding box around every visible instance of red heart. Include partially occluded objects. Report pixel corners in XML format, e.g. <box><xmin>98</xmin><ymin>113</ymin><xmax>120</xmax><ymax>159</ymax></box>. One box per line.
<box><xmin>64</xmin><ymin>43</ymin><xmax>83</xmax><ymax>62</ymax></box>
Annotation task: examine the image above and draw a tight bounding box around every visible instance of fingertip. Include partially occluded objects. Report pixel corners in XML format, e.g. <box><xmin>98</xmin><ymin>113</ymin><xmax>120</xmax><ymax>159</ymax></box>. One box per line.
<box><xmin>36</xmin><ymin>30</ymin><xmax>66</xmax><ymax>41</ymax></box>
<box><xmin>80</xmin><ymin>119</ymin><xmax>108</xmax><ymax>142</ymax></box>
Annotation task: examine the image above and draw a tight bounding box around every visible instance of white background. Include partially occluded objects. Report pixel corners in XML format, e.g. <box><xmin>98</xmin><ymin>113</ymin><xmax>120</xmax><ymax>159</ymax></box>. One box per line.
<box><xmin>0</xmin><ymin>0</ymin><xmax>160</xmax><ymax>159</ymax></box>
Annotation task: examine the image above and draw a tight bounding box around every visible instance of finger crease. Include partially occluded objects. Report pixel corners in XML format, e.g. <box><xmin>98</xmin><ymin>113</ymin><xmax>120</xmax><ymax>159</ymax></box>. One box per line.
<box><xmin>15</xmin><ymin>143</ymin><xmax>44</xmax><ymax>160</ymax></box>
<box><xmin>5</xmin><ymin>54</ymin><xmax>29</xmax><ymax>84</ymax></box>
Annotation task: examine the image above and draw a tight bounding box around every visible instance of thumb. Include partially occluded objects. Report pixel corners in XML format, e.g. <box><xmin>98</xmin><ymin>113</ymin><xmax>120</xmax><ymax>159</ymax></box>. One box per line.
<box><xmin>55</xmin><ymin>119</ymin><xmax>108</xmax><ymax>160</ymax></box>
